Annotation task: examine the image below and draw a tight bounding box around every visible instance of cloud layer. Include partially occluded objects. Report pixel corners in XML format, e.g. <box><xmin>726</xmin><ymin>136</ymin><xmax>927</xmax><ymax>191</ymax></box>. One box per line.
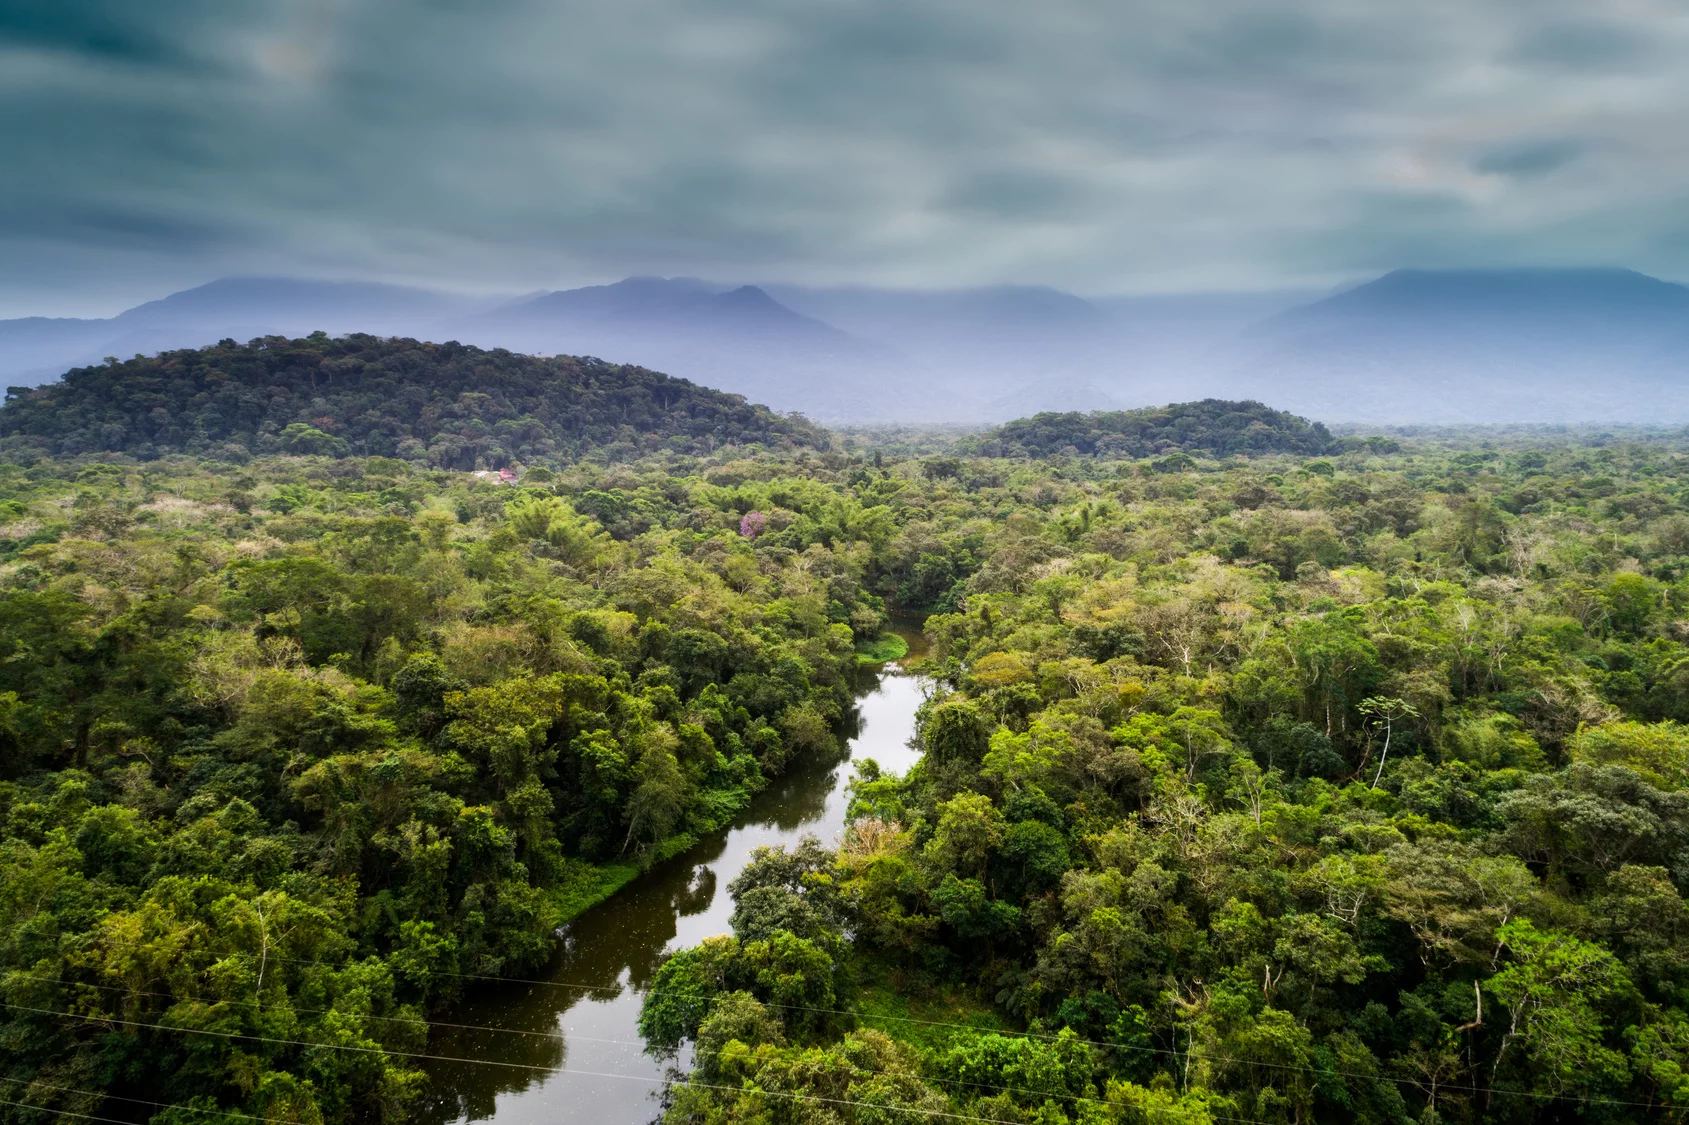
<box><xmin>6</xmin><ymin>0</ymin><xmax>1689</xmax><ymax>313</ymax></box>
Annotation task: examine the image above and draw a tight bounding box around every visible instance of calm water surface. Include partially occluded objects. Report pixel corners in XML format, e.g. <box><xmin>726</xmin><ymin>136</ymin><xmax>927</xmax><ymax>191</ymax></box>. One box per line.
<box><xmin>418</xmin><ymin>642</ymin><xmax>931</xmax><ymax>1125</ymax></box>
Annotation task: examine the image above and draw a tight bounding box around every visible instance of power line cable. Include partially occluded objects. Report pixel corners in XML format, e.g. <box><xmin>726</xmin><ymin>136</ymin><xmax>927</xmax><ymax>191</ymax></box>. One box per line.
<box><xmin>1</xmin><ymin>974</ymin><xmax>1212</xmax><ymax>1117</ymax></box>
<box><xmin>0</xmin><ymin>1015</ymin><xmax>1313</xmax><ymax>1125</ymax></box>
<box><xmin>14</xmin><ymin>954</ymin><xmax>1652</xmax><ymax>1114</ymax></box>
<box><xmin>4</xmin><ymin>1083</ymin><xmax>307</xmax><ymax>1125</ymax></box>
<box><xmin>4</xmin><ymin>1011</ymin><xmax>1286</xmax><ymax>1125</ymax></box>
<box><xmin>2</xmin><ymin>991</ymin><xmax>1667</xmax><ymax>1115</ymax></box>
<box><xmin>5</xmin><ymin>970</ymin><xmax>572</xmax><ymax>1044</ymax></box>
<box><xmin>6</xmin><ymin>971</ymin><xmax>1220</xmax><ymax>1116</ymax></box>
<box><xmin>0</xmin><ymin>1097</ymin><xmax>158</xmax><ymax>1125</ymax></box>
<box><xmin>0</xmin><ymin>1003</ymin><xmax>1056</xmax><ymax>1125</ymax></box>
<box><xmin>203</xmin><ymin>954</ymin><xmax>1651</xmax><ymax>1111</ymax></box>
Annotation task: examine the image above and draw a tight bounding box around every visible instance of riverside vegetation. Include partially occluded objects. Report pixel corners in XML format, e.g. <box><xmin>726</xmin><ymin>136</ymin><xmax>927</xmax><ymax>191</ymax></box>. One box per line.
<box><xmin>1</xmin><ymin>342</ymin><xmax>1688</xmax><ymax>1124</ymax></box>
<box><xmin>0</xmin><ymin>339</ymin><xmax>868</xmax><ymax>1125</ymax></box>
<box><xmin>642</xmin><ymin>427</ymin><xmax>1689</xmax><ymax>1125</ymax></box>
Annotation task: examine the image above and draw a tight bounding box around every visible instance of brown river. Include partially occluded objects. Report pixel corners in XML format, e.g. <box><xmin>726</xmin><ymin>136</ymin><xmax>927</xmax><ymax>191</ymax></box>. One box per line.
<box><xmin>416</xmin><ymin>636</ymin><xmax>931</xmax><ymax>1125</ymax></box>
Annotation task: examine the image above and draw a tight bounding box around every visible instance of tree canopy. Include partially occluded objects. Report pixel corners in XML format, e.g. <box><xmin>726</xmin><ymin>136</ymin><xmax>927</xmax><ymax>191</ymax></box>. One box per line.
<box><xmin>962</xmin><ymin>398</ymin><xmax>1344</xmax><ymax>460</ymax></box>
<box><xmin>642</xmin><ymin>431</ymin><xmax>1689</xmax><ymax>1125</ymax></box>
<box><xmin>0</xmin><ymin>334</ymin><xmax>826</xmax><ymax>467</ymax></box>
<box><xmin>12</xmin><ymin>410</ymin><xmax>1689</xmax><ymax>1124</ymax></box>
<box><xmin>0</xmin><ymin>447</ymin><xmax>878</xmax><ymax>1125</ymax></box>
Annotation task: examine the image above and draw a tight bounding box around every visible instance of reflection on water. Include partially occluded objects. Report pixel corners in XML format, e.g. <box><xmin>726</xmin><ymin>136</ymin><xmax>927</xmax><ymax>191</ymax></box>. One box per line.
<box><xmin>417</xmin><ymin>661</ymin><xmax>931</xmax><ymax>1125</ymax></box>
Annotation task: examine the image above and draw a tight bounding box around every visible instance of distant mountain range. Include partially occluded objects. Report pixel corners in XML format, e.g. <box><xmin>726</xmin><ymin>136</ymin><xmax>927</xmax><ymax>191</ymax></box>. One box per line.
<box><xmin>1229</xmin><ymin>268</ymin><xmax>1689</xmax><ymax>423</ymax></box>
<box><xmin>0</xmin><ymin>278</ymin><xmax>495</xmax><ymax>388</ymax></box>
<box><xmin>458</xmin><ymin>277</ymin><xmax>916</xmax><ymax>420</ymax></box>
<box><xmin>6</xmin><ymin>267</ymin><xmax>1689</xmax><ymax>424</ymax></box>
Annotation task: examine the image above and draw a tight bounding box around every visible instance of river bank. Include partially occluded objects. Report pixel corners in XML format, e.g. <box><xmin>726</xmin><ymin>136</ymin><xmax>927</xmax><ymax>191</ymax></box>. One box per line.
<box><xmin>532</xmin><ymin>618</ymin><xmax>931</xmax><ymax>932</ymax></box>
<box><xmin>416</xmin><ymin>631</ymin><xmax>932</xmax><ymax>1125</ymax></box>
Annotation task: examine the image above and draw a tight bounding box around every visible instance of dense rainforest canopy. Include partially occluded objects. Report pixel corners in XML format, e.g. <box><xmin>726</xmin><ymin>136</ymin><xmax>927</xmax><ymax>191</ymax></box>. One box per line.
<box><xmin>642</xmin><ymin>432</ymin><xmax>1689</xmax><ymax>1125</ymax></box>
<box><xmin>0</xmin><ymin>335</ymin><xmax>826</xmax><ymax>467</ymax></box>
<box><xmin>7</xmin><ymin>375</ymin><xmax>1689</xmax><ymax>1124</ymax></box>
<box><xmin>963</xmin><ymin>399</ymin><xmax>1345</xmax><ymax>461</ymax></box>
<box><xmin>0</xmin><ymin>443</ymin><xmax>899</xmax><ymax>1125</ymax></box>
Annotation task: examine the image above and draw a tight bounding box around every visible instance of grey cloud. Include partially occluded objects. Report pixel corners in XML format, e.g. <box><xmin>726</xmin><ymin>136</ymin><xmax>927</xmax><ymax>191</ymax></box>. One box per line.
<box><xmin>942</xmin><ymin>170</ymin><xmax>1087</xmax><ymax>220</ymax></box>
<box><xmin>1473</xmin><ymin>138</ymin><xmax>1587</xmax><ymax>179</ymax></box>
<box><xmin>0</xmin><ymin>204</ymin><xmax>234</xmax><ymax>254</ymax></box>
<box><xmin>0</xmin><ymin>0</ymin><xmax>236</xmax><ymax>67</ymax></box>
<box><xmin>4</xmin><ymin>0</ymin><xmax>1689</xmax><ymax>314</ymax></box>
<box><xmin>1508</xmin><ymin>19</ymin><xmax>1654</xmax><ymax>72</ymax></box>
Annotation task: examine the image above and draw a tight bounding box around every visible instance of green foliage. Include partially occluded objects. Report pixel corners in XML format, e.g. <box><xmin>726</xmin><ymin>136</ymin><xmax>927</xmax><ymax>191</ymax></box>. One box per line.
<box><xmin>0</xmin><ymin>447</ymin><xmax>870</xmax><ymax>1125</ymax></box>
<box><xmin>0</xmin><ymin>334</ymin><xmax>825</xmax><ymax>465</ymax></box>
<box><xmin>962</xmin><ymin>399</ymin><xmax>1340</xmax><ymax>459</ymax></box>
<box><xmin>854</xmin><ymin>633</ymin><xmax>910</xmax><ymax>664</ymax></box>
<box><xmin>1485</xmin><ymin>920</ymin><xmax>1635</xmax><ymax>1099</ymax></box>
<box><xmin>645</xmin><ymin>429</ymin><xmax>1689</xmax><ymax>1125</ymax></box>
<box><xmin>17</xmin><ymin>406</ymin><xmax>1689</xmax><ymax>1125</ymax></box>
<box><xmin>1569</xmin><ymin>719</ymin><xmax>1689</xmax><ymax>788</ymax></box>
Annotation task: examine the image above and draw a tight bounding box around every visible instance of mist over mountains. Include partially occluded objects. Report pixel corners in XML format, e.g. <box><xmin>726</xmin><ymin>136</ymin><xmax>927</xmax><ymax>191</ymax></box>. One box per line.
<box><xmin>5</xmin><ymin>268</ymin><xmax>1689</xmax><ymax>425</ymax></box>
<box><xmin>465</xmin><ymin>278</ymin><xmax>916</xmax><ymax>420</ymax></box>
<box><xmin>1229</xmin><ymin>268</ymin><xmax>1689</xmax><ymax>423</ymax></box>
<box><xmin>0</xmin><ymin>279</ymin><xmax>497</xmax><ymax>389</ymax></box>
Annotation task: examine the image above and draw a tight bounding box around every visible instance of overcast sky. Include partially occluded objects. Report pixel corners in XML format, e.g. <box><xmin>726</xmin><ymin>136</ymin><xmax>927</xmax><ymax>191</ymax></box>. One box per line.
<box><xmin>6</xmin><ymin>0</ymin><xmax>1689</xmax><ymax>315</ymax></box>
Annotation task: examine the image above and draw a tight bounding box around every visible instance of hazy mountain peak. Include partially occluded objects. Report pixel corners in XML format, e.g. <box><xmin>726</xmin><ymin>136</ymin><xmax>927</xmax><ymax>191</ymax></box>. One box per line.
<box><xmin>958</xmin><ymin>283</ymin><xmax>1106</xmax><ymax>322</ymax></box>
<box><xmin>115</xmin><ymin>276</ymin><xmax>463</xmax><ymax>325</ymax></box>
<box><xmin>1231</xmin><ymin>265</ymin><xmax>1689</xmax><ymax>423</ymax></box>
<box><xmin>601</xmin><ymin>275</ymin><xmax>723</xmax><ymax>295</ymax></box>
<box><xmin>12</xmin><ymin>266</ymin><xmax>1689</xmax><ymax>427</ymax></box>
<box><xmin>509</xmin><ymin>277</ymin><xmax>816</xmax><ymax>327</ymax></box>
<box><xmin>717</xmin><ymin>284</ymin><xmax>787</xmax><ymax>311</ymax></box>
<box><xmin>1310</xmin><ymin>266</ymin><xmax>1689</xmax><ymax>317</ymax></box>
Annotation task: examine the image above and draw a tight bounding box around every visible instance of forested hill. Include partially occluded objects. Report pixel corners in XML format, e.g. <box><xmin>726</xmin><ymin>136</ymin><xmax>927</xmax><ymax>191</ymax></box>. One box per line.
<box><xmin>963</xmin><ymin>398</ymin><xmax>1340</xmax><ymax>459</ymax></box>
<box><xmin>0</xmin><ymin>333</ymin><xmax>827</xmax><ymax>466</ymax></box>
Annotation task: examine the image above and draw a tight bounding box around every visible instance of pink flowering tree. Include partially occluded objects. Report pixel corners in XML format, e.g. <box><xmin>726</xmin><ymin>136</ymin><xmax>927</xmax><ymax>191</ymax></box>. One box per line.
<box><xmin>739</xmin><ymin>510</ymin><xmax>767</xmax><ymax>539</ymax></box>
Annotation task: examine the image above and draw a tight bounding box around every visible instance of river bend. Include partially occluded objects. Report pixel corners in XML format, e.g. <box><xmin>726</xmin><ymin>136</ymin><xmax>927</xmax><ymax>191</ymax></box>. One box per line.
<box><xmin>417</xmin><ymin>663</ymin><xmax>930</xmax><ymax>1125</ymax></box>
